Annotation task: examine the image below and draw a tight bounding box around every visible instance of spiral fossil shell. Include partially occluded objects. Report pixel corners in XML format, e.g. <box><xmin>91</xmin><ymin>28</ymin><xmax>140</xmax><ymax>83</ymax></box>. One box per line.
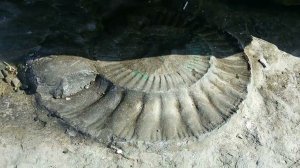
<box><xmin>28</xmin><ymin>8</ymin><xmax>251</xmax><ymax>141</ymax></box>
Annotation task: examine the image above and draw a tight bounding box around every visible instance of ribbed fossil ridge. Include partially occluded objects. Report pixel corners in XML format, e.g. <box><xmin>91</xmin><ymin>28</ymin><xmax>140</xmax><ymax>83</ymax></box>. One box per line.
<box><xmin>29</xmin><ymin>52</ymin><xmax>250</xmax><ymax>141</ymax></box>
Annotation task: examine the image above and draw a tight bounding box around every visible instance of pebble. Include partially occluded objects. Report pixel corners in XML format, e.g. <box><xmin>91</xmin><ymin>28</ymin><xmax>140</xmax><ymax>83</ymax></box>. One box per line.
<box><xmin>84</xmin><ymin>85</ymin><xmax>90</xmax><ymax>89</ymax></box>
<box><xmin>62</xmin><ymin>148</ymin><xmax>69</xmax><ymax>154</ymax></box>
<box><xmin>116</xmin><ymin>149</ymin><xmax>123</xmax><ymax>154</ymax></box>
<box><xmin>109</xmin><ymin>145</ymin><xmax>123</xmax><ymax>155</ymax></box>
<box><xmin>66</xmin><ymin>128</ymin><xmax>77</xmax><ymax>137</ymax></box>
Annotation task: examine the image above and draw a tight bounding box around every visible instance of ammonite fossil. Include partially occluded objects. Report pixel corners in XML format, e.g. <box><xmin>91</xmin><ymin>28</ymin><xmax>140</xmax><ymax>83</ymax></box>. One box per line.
<box><xmin>27</xmin><ymin>7</ymin><xmax>251</xmax><ymax>141</ymax></box>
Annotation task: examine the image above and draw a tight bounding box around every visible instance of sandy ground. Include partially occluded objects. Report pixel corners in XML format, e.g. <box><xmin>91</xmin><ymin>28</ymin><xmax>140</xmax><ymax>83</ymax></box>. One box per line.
<box><xmin>0</xmin><ymin>37</ymin><xmax>299</xmax><ymax>168</ymax></box>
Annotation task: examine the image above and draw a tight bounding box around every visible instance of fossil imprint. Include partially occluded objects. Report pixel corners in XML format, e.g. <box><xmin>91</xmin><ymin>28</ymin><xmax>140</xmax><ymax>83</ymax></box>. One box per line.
<box><xmin>28</xmin><ymin>8</ymin><xmax>251</xmax><ymax>141</ymax></box>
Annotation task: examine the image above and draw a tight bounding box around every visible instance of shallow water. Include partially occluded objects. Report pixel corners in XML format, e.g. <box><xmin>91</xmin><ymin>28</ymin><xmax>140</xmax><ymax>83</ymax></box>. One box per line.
<box><xmin>0</xmin><ymin>0</ymin><xmax>299</xmax><ymax>64</ymax></box>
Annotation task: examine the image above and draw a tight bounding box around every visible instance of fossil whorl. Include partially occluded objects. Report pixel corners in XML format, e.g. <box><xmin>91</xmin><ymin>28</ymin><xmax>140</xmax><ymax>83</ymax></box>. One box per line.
<box><xmin>28</xmin><ymin>8</ymin><xmax>251</xmax><ymax>141</ymax></box>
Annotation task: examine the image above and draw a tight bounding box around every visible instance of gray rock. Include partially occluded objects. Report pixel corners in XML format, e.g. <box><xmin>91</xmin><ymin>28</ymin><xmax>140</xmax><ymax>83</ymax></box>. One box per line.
<box><xmin>28</xmin><ymin>55</ymin><xmax>98</xmax><ymax>98</ymax></box>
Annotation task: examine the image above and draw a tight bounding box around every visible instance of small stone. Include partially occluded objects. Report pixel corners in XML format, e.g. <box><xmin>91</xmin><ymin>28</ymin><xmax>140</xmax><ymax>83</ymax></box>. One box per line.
<box><xmin>62</xmin><ymin>148</ymin><xmax>69</xmax><ymax>154</ymax></box>
<box><xmin>116</xmin><ymin>149</ymin><xmax>123</xmax><ymax>154</ymax></box>
<box><xmin>109</xmin><ymin>145</ymin><xmax>123</xmax><ymax>155</ymax></box>
<box><xmin>11</xmin><ymin>78</ymin><xmax>21</xmax><ymax>88</ymax></box>
<box><xmin>84</xmin><ymin>85</ymin><xmax>90</xmax><ymax>89</ymax></box>
<box><xmin>65</xmin><ymin>97</ymin><xmax>71</xmax><ymax>101</ymax></box>
<box><xmin>66</xmin><ymin>128</ymin><xmax>77</xmax><ymax>137</ymax></box>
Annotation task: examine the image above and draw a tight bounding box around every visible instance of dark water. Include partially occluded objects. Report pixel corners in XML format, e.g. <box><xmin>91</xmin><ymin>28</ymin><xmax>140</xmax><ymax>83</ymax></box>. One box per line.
<box><xmin>202</xmin><ymin>1</ymin><xmax>300</xmax><ymax>55</ymax></box>
<box><xmin>0</xmin><ymin>0</ymin><xmax>299</xmax><ymax>64</ymax></box>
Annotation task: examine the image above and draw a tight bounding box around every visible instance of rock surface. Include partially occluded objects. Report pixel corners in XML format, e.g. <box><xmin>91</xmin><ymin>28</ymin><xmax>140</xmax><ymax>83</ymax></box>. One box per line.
<box><xmin>28</xmin><ymin>55</ymin><xmax>97</xmax><ymax>98</ymax></box>
<box><xmin>0</xmin><ymin>37</ymin><xmax>299</xmax><ymax>167</ymax></box>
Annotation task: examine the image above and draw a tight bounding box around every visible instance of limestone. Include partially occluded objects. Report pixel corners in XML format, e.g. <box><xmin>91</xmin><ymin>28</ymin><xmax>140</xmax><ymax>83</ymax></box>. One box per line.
<box><xmin>0</xmin><ymin>37</ymin><xmax>299</xmax><ymax>168</ymax></box>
